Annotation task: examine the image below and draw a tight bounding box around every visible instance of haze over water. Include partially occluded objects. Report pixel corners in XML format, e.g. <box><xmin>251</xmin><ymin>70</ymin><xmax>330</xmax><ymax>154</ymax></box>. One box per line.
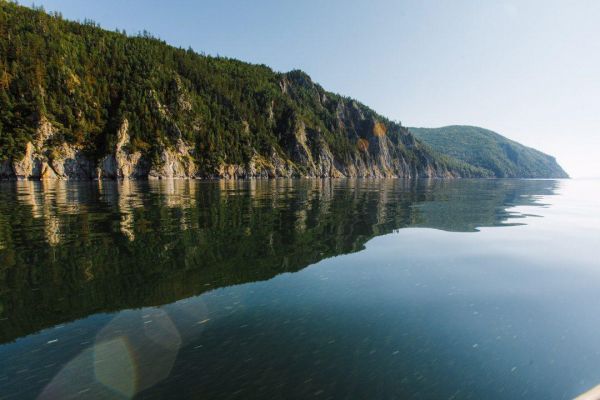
<box><xmin>0</xmin><ymin>178</ymin><xmax>599</xmax><ymax>399</ymax></box>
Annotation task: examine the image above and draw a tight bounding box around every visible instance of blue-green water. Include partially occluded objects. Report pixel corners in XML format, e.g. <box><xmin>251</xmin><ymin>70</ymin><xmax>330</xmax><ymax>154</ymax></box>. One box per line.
<box><xmin>0</xmin><ymin>179</ymin><xmax>598</xmax><ymax>399</ymax></box>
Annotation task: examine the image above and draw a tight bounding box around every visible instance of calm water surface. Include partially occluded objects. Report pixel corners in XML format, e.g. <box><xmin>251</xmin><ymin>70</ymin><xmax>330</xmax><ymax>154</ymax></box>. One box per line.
<box><xmin>0</xmin><ymin>179</ymin><xmax>599</xmax><ymax>399</ymax></box>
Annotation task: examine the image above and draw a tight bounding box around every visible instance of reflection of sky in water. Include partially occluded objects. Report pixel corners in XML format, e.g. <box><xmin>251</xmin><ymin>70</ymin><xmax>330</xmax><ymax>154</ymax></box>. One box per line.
<box><xmin>0</xmin><ymin>179</ymin><xmax>599</xmax><ymax>399</ymax></box>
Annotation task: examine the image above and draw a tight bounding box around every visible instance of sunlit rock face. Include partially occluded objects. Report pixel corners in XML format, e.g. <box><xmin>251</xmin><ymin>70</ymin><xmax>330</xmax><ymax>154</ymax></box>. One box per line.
<box><xmin>148</xmin><ymin>139</ymin><xmax>197</xmax><ymax>179</ymax></box>
<box><xmin>98</xmin><ymin>119</ymin><xmax>149</xmax><ymax>180</ymax></box>
<box><xmin>1</xmin><ymin>115</ymin><xmax>460</xmax><ymax>180</ymax></box>
<box><xmin>5</xmin><ymin>118</ymin><xmax>96</xmax><ymax>180</ymax></box>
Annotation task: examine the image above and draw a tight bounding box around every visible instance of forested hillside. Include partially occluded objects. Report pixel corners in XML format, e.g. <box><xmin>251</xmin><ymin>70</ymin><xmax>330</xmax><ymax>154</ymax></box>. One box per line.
<box><xmin>410</xmin><ymin>126</ymin><xmax>568</xmax><ymax>178</ymax></box>
<box><xmin>0</xmin><ymin>1</ymin><xmax>487</xmax><ymax>179</ymax></box>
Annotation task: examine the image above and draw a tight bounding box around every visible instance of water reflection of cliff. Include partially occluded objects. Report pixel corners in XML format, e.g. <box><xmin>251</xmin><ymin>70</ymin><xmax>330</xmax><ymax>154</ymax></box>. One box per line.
<box><xmin>0</xmin><ymin>179</ymin><xmax>558</xmax><ymax>343</ymax></box>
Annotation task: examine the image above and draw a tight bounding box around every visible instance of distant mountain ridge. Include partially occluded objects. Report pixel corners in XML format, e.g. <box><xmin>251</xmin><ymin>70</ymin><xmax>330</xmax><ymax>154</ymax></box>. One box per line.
<box><xmin>409</xmin><ymin>125</ymin><xmax>569</xmax><ymax>178</ymax></box>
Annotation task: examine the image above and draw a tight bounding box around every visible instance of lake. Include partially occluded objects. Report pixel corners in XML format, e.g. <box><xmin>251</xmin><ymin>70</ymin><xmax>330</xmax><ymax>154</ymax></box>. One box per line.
<box><xmin>0</xmin><ymin>178</ymin><xmax>598</xmax><ymax>399</ymax></box>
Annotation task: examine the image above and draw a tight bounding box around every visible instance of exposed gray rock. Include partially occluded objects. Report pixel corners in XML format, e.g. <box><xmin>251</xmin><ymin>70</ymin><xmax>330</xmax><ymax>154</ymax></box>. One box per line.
<box><xmin>149</xmin><ymin>139</ymin><xmax>196</xmax><ymax>179</ymax></box>
<box><xmin>2</xmin><ymin>118</ymin><xmax>96</xmax><ymax>180</ymax></box>
<box><xmin>12</xmin><ymin>142</ymin><xmax>44</xmax><ymax>179</ymax></box>
<box><xmin>50</xmin><ymin>144</ymin><xmax>95</xmax><ymax>180</ymax></box>
<box><xmin>1</xmin><ymin>115</ymin><xmax>460</xmax><ymax>181</ymax></box>
<box><xmin>97</xmin><ymin>120</ymin><xmax>149</xmax><ymax>179</ymax></box>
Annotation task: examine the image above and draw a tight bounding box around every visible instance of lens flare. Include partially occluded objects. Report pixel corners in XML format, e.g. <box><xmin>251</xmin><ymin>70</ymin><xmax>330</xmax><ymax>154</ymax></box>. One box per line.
<box><xmin>93</xmin><ymin>337</ymin><xmax>137</xmax><ymax>398</ymax></box>
<box><xmin>38</xmin><ymin>308</ymin><xmax>182</xmax><ymax>399</ymax></box>
<box><xmin>95</xmin><ymin>309</ymin><xmax>182</xmax><ymax>395</ymax></box>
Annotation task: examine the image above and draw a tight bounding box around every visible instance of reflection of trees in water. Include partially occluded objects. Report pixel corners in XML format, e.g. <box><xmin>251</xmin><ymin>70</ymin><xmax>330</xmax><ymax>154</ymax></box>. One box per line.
<box><xmin>0</xmin><ymin>179</ymin><xmax>559</xmax><ymax>343</ymax></box>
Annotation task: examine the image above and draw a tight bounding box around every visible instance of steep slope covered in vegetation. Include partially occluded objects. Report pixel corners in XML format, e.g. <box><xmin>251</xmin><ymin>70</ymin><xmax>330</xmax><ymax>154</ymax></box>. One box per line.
<box><xmin>0</xmin><ymin>2</ymin><xmax>488</xmax><ymax>179</ymax></box>
<box><xmin>410</xmin><ymin>125</ymin><xmax>569</xmax><ymax>178</ymax></box>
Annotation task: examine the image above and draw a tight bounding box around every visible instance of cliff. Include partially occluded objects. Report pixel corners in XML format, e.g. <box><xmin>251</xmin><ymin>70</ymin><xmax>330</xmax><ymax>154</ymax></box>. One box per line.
<box><xmin>0</xmin><ymin>3</ymin><xmax>487</xmax><ymax>180</ymax></box>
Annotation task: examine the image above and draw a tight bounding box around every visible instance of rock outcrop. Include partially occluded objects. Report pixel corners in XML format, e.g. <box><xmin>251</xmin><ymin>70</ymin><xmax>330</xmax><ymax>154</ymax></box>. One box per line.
<box><xmin>97</xmin><ymin>120</ymin><xmax>149</xmax><ymax>179</ymax></box>
<box><xmin>0</xmin><ymin>114</ymin><xmax>464</xmax><ymax>180</ymax></box>
<box><xmin>149</xmin><ymin>139</ymin><xmax>196</xmax><ymax>179</ymax></box>
<box><xmin>1</xmin><ymin>118</ymin><xmax>94</xmax><ymax>180</ymax></box>
<box><xmin>50</xmin><ymin>143</ymin><xmax>95</xmax><ymax>180</ymax></box>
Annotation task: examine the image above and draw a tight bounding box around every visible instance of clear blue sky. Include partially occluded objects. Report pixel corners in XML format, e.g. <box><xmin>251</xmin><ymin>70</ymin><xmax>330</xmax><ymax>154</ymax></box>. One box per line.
<box><xmin>27</xmin><ymin>0</ymin><xmax>600</xmax><ymax>177</ymax></box>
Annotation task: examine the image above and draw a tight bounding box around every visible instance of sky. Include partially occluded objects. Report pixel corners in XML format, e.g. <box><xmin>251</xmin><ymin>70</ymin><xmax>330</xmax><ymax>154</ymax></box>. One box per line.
<box><xmin>27</xmin><ymin>0</ymin><xmax>600</xmax><ymax>177</ymax></box>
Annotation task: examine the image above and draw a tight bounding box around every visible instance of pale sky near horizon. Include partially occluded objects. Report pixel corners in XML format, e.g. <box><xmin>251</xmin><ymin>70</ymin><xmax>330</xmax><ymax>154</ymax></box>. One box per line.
<box><xmin>26</xmin><ymin>0</ymin><xmax>600</xmax><ymax>177</ymax></box>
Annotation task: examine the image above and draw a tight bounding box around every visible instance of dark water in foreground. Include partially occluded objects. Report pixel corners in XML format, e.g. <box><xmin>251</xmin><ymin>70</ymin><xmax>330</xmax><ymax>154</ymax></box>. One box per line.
<box><xmin>0</xmin><ymin>179</ymin><xmax>598</xmax><ymax>399</ymax></box>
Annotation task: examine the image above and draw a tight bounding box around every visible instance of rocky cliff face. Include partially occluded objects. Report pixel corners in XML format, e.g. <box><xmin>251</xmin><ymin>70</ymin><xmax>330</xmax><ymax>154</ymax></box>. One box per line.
<box><xmin>97</xmin><ymin>120</ymin><xmax>148</xmax><ymax>179</ymax></box>
<box><xmin>0</xmin><ymin>118</ymin><xmax>94</xmax><ymax>180</ymax></box>
<box><xmin>0</xmin><ymin>132</ymin><xmax>460</xmax><ymax>180</ymax></box>
<box><xmin>0</xmin><ymin>95</ymin><xmax>464</xmax><ymax>180</ymax></box>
